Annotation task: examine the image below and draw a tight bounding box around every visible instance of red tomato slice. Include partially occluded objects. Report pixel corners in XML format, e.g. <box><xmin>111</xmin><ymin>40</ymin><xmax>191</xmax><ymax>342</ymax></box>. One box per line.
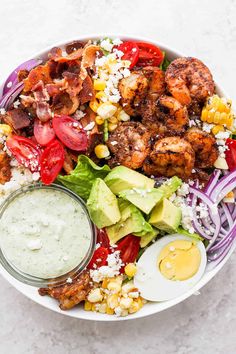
<box><xmin>136</xmin><ymin>42</ymin><xmax>164</xmax><ymax>67</ymax></box>
<box><xmin>225</xmin><ymin>138</ymin><xmax>236</xmax><ymax>171</ymax></box>
<box><xmin>40</xmin><ymin>140</ymin><xmax>65</xmax><ymax>185</ymax></box>
<box><xmin>117</xmin><ymin>235</ymin><xmax>140</xmax><ymax>271</ymax></box>
<box><xmin>96</xmin><ymin>228</ymin><xmax>110</xmax><ymax>248</ymax></box>
<box><xmin>6</xmin><ymin>135</ymin><xmax>41</xmax><ymax>172</ymax></box>
<box><xmin>52</xmin><ymin>115</ymin><xmax>88</xmax><ymax>151</ymax></box>
<box><xmin>87</xmin><ymin>247</ymin><xmax>109</xmax><ymax>270</ymax></box>
<box><xmin>34</xmin><ymin>119</ymin><xmax>55</xmax><ymax>146</ymax></box>
<box><xmin>115</xmin><ymin>42</ymin><xmax>139</xmax><ymax>68</ymax></box>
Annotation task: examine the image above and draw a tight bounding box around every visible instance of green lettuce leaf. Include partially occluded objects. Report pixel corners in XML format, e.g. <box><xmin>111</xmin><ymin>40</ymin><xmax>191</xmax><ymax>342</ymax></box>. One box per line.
<box><xmin>177</xmin><ymin>227</ymin><xmax>203</xmax><ymax>241</ymax></box>
<box><xmin>160</xmin><ymin>52</ymin><xmax>171</xmax><ymax>71</ymax></box>
<box><xmin>57</xmin><ymin>155</ymin><xmax>110</xmax><ymax>200</ymax></box>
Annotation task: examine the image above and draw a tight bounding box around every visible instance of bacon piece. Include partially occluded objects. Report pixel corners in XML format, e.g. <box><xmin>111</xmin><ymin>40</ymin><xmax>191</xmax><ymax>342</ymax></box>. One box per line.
<box><xmin>80</xmin><ymin>108</ymin><xmax>102</xmax><ymax>153</ymax></box>
<box><xmin>80</xmin><ymin>45</ymin><xmax>100</xmax><ymax>80</ymax></box>
<box><xmin>66</xmin><ymin>41</ymin><xmax>85</xmax><ymax>54</ymax></box>
<box><xmin>32</xmin><ymin>80</ymin><xmax>51</xmax><ymax>122</ymax></box>
<box><xmin>62</xmin><ymin>72</ymin><xmax>83</xmax><ymax>97</ymax></box>
<box><xmin>0</xmin><ymin>150</ymin><xmax>11</xmax><ymax>184</ymax></box>
<box><xmin>52</xmin><ymin>92</ymin><xmax>80</xmax><ymax>115</ymax></box>
<box><xmin>79</xmin><ymin>75</ymin><xmax>95</xmax><ymax>104</ymax></box>
<box><xmin>2</xmin><ymin>108</ymin><xmax>30</xmax><ymax>130</ymax></box>
<box><xmin>38</xmin><ymin>270</ymin><xmax>92</xmax><ymax>310</ymax></box>
<box><xmin>49</xmin><ymin>46</ymin><xmax>83</xmax><ymax>63</ymax></box>
<box><xmin>23</xmin><ymin>64</ymin><xmax>52</xmax><ymax>92</ymax></box>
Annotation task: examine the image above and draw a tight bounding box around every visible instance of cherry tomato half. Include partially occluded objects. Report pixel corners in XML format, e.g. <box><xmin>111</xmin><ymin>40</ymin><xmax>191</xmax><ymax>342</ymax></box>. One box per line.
<box><xmin>136</xmin><ymin>42</ymin><xmax>164</xmax><ymax>67</ymax></box>
<box><xmin>6</xmin><ymin>135</ymin><xmax>41</xmax><ymax>172</ymax></box>
<box><xmin>96</xmin><ymin>228</ymin><xmax>110</xmax><ymax>248</ymax></box>
<box><xmin>117</xmin><ymin>235</ymin><xmax>140</xmax><ymax>271</ymax></box>
<box><xmin>34</xmin><ymin>119</ymin><xmax>55</xmax><ymax>146</ymax></box>
<box><xmin>115</xmin><ymin>42</ymin><xmax>139</xmax><ymax>68</ymax></box>
<box><xmin>52</xmin><ymin>114</ymin><xmax>88</xmax><ymax>151</ymax></box>
<box><xmin>87</xmin><ymin>247</ymin><xmax>109</xmax><ymax>270</ymax></box>
<box><xmin>40</xmin><ymin>140</ymin><xmax>65</xmax><ymax>185</ymax></box>
<box><xmin>225</xmin><ymin>138</ymin><xmax>236</xmax><ymax>171</ymax></box>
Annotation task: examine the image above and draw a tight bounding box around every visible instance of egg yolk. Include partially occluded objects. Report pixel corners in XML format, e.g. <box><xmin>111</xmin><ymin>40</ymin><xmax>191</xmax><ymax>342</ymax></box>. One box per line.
<box><xmin>157</xmin><ymin>240</ymin><xmax>201</xmax><ymax>281</ymax></box>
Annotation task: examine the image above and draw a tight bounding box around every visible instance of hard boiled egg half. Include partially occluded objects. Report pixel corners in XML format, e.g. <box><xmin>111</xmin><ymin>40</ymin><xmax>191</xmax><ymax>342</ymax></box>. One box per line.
<box><xmin>134</xmin><ymin>234</ymin><xmax>207</xmax><ymax>301</ymax></box>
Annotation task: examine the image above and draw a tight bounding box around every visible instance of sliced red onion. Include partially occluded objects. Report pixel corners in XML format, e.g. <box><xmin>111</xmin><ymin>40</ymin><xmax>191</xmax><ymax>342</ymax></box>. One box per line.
<box><xmin>210</xmin><ymin>222</ymin><xmax>236</xmax><ymax>252</ymax></box>
<box><xmin>0</xmin><ymin>82</ymin><xmax>24</xmax><ymax>110</ymax></box>
<box><xmin>209</xmin><ymin>170</ymin><xmax>236</xmax><ymax>202</ymax></box>
<box><xmin>221</xmin><ymin>203</ymin><xmax>233</xmax><ymax>229</ymax></box>
<box><xmin>204</xmin><ymin>169</ymin><xmax>221</xmax><ymax>196</ymax></box>
<box><xmin>2</xmin><ymin>58</ymin><xmax>42</xmax><ymax>97</ymax></box>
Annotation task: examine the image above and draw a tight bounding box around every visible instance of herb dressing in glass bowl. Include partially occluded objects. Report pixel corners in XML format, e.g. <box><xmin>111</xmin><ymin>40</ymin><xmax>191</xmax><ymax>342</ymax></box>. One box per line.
<box><xmin>0</xmin><ymin>184</ymin><xmax>96</xmax><ymax>287</ymax></box>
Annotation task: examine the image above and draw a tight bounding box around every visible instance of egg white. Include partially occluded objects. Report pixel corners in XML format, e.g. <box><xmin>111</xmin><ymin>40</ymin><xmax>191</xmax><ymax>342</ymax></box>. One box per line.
<box><xmin>134</xmin><ymin>234</ymin><xmax>207</xmax><ymax>302</ymax></box>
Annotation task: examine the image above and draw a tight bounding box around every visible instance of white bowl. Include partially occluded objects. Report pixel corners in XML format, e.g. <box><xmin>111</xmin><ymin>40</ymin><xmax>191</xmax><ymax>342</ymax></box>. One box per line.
<box><xmin>0</xmin><ymin>35</ymin><xmax>235</xmax><ymax>321</ymax></box>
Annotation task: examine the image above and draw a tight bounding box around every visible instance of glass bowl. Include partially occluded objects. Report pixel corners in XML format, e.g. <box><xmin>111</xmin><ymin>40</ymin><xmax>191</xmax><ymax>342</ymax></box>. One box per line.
<box><xmin>0</xmin><ymin>183</ymin><xmax>96</xmax><ymax>287</ymax></box>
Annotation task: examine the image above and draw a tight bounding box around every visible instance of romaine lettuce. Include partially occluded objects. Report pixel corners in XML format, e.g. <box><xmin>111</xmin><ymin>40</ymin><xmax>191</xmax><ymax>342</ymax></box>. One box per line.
<box><xmin>57</xmin><ymin>155</ymin><xmax>110</xmax><ymax>200</ymax></box>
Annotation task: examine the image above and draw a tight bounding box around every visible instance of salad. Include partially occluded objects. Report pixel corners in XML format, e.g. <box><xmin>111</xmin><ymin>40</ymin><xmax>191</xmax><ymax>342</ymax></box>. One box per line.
<box><xmin>0</xmin><ymin>37</ymin><xmax>236</xmax><ymax>317</ymax></box>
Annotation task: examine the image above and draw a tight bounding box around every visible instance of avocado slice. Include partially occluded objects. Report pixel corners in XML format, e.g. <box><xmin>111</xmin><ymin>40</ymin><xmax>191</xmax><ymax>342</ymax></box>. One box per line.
<box><xmin>156</xmin><ymin>176</ymin><xmax>182</xmax><ymax>199</ymax></box>
<box><xmin>149</xmin><ymin>198</ymin><xmax>181</xmax><ymax>233</ymax></box>
<box><xmin>140</xmin><ymin>228</ymin><xmax>159</xmax><ymax>248</ymax></box>
<box><xmin>87</xmin><ymin>178</ymin><xmax>121</xmax><ymax>228</ymax></box>
<box><xmin>119</xmin><ymin>188</ymin><xmax>163</xmax><ymax>214</ymax></box>
<box><xmin>106</xmin><ymin>199</ymin><xmax>153</xmax><ymax>244</ymax></box>
<box><xmin>104</xmin><ymin>166</ymin><xmax>154</xmax><ymax>195</ymax></box>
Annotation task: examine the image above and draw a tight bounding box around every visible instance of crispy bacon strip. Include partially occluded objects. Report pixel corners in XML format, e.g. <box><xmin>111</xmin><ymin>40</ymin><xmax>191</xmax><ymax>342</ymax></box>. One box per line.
<box><xmin>0</xmin><ymin>150</ymin><xmax>11</xmax><ymax>184</ymax></box>
<box><xmin>49</xmin><ymin>46</ymin><xmax>83</xmax><ymax>63</ymax></box>
<box><xmin>38</xmin><ymin>271</ymin><xmax>92</xmax><ymax>310</ymax></box>
<box><xmin>32</xmin><ymin>81</ymin><xmax>51</xmax><ymax>122</ymax></box>
<box><xmin>23</xmin><ymin>64</ymin><xmax>52</xmax><ymax>92</ymax></box>
<box><xmin>2</xmin><ymin>108</ymin><xmax>31</xmax><ymax>130</ymax></box>
<box><xmin>80</xmin><ymin>45</ymin><xmax>100</xmax><ymax>80</ymax></box>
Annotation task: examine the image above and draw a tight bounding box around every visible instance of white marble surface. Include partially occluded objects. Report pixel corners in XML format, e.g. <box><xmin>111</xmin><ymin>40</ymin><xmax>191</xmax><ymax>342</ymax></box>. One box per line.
<box><xmin>0</xmin><ymin>0</ymin><xmax>236</xmax><ymax>353</ymax></box>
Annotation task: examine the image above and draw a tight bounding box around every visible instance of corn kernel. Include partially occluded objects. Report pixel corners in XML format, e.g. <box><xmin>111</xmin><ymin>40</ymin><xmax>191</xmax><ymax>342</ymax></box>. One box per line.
<box><xmin>201</xmin><ymin>108</ymin><xmax>208</xmax><ymax>122</ymax></box>
<box><xmin>206</xmin><ymin>110</ymin><xmax>215</xmax><ymax>123</ymax></box>
<box><xmin>218</xmin><ymin>101</ymin><xmax>227</xmax><ymax>113</ymax></box>
<box><xmin>108</xmin><ymin>123</ymin><xmax>118</xmax><ymax>132</ymax></box>
<box><xmin>107</xmin><ymin>281</ymin><xmax>121</xmax><ymax>293</ymax></box>
<box><xmin>106</xmin><ymin>307</ymin><xmax>115</xmax><ymax>315</ymax></box>
<box><xmin>120</xmin><ymin>297</ymin><xmax>133</xmax><ymax>309</ymax></box>
<box><xmin>211</xmin><ymin>125</ymin><xmax>224</xmax><ymax>135</ymax></box>
<box><xmin>102</xmin><ymin>278</ymin><xmax>109</xmax><ymax>289</ymax></box>
<box><xmin>97</xmin><ymin>103</ymin><xmax>117</xmax><ymax>119</ymax></box>
<box><xmin>95</xmin><ymin>115</ymin><xmax>105</xmax><ymax>125</ymax></box>
<box><xmin>107</xmin><ymin>294</ymin><xmax>119</xmax><ymax>309</ymax></box>
<box><xmin>94</xmin><ymin>144</ymin><xmax>110</xmax><ymax>159</ymax></box>
<box><xmin>108</xmin><ymin>116</ymin><xmax>119</xmax><ymax>124</ymax></box>
<box><xmin>0</xmin><ymin>124</ymin><xmax>12</xmax><ymax>136</ymax></box>
<box><xmin>95</xmin><ymin>91</ymin><xmax>107</xmax><ymax>100</ymax></box>
<box><xmin>84</xmin><ymin>301</ymin><xmax>92</xmax><ymax>311</ymax></box>
<box><xmin>128</xmin><ymin>301</ymin><xmax>141</xmax><ymax>314</ymax></box>
<box><xmin>87</xmin><ymin>288</ymin><xmax>103</xmax><ymax>303</ymax></box>
<box><xmin>136</xmin><ymin>297</ymin><xmax>144</xmax><ymax>308</ymax></box>
<box><xmin>89</xmin><ymin>99</ymin><xmax>100</xmax><ymax>113</ymax></box>
<box><xmin>93</xmin><ymin>79</ymin><xmax>106</xmax><ymax>91</ymax></box>
<box><xmin>117</xmin><ymin>109</ymin><xmax>130</xmax><ymax>122</ymax></box>
<box><xmin>124</xmin><ymin>263</ymin><xmax>137</xmax><ymax>277</ymax></box>
<box><xmin>121</xmin><ymin>281</ymin><xmax>137</xmax><ymax>295</ymax></box>
<box><xmin>213</xmin><ymin>111</ymin><xmax>221</xmax><ymax>124</ymax></box>
<box><xmin>91</xmin><ymin>304</ymin><xmax>97</xmax><ymax>312</ymax></box>
<box><xmin>98</xmin><ymin>303</ymin><xmax>107</xmax><ymax>314</ymax></box>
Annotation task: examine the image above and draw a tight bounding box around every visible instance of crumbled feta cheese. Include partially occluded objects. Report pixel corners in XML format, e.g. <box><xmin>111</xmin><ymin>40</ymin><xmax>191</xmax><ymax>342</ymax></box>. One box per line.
<box><xmin>74</xmin><ymin>110</ymin><xmax>86</xmax><ymax>120</ymax></box>
<box><xmin>202</xmin><ymin>122</ymin><xmax>214</xmax><ymax>133</ymax></box>
<box><xmin>66</xmin><ymin>277</ymin><xmax>73</xmax><ymax>284</ymax></box>
<box><xmin>112</xmin><ymin>38</ymin><xmax>123</xmax><ymax>46</ymax></box>
<box><xmin>0</xmin><ymin>108</ymin><xmax>6</xmax><ymax>115</ymax></box>
<box><xmin>84</xmin><ymin>122</ymin><xmax>95</xmax><ymax>131</ymax></box>
<box><xmin>13</xmin><ymin>99</ymin><xmax>21</xmax><ymax>108</ymax></box>
<box><xmin>100</xmin><ymin>39</ymin><xmax>113</xmax><ymax>52</ymax></box>
<box><xmin>90</xmin><ymin>251</ymin><xmax>123</xmax><ymax>282</ymax></box>
<box><xmin>215</xmin><ymin>131</ymin><xmax>231</xmax><ymax>140</ymax></box>
<box><xmin>27</xmin><ymin>239</ymin><xmax>42</xmax><ymax>251</ymax></box>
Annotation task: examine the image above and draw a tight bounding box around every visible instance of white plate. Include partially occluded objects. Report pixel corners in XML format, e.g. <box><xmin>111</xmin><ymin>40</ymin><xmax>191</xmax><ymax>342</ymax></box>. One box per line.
<box><xmin>0</xmin><ymin>35</ymin><xmax>235</xmax><ymax>321</ymax></box>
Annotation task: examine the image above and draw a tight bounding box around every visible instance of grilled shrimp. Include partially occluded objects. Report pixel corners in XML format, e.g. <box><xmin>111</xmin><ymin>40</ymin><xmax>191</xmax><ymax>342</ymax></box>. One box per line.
<box><xmin>0</xmin><ymin>150</ymin><xmax>11</xmax><ymax>184</ymax></box>
<box><xmin>119</xmin><ymin>67</ymin><xmax>165</xmax><ymax>116</ymax></box>
<box><xmin>184</xmin><ymin>127</ymin><xmax>218</xmax><ymax>168</ymax></box>
<box><xmin>165</xmin><ymin>57</ymin><xmax>215</xmax><ymax>106</ymax></box>
<box><xmin>143</xmin><ymin>137</ymin><xmax>195</xmax><ymax>179</ymax></box>
<box><xmin>107</xmin><ymin>122</ymin><xmax>151</xmax><ymax>169</ymax></box>
<box><xmin>142</xmin><ymin>95</ymin><xmax>189</xmax><ymax>136</ymax></box>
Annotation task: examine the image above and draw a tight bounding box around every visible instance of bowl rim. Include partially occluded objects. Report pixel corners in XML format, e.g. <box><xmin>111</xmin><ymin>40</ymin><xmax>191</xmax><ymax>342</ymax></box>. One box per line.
<box><xmin>0</xmin><ymin>33</ymin><xmax>235</xmax><ymax>321</ymax></box>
